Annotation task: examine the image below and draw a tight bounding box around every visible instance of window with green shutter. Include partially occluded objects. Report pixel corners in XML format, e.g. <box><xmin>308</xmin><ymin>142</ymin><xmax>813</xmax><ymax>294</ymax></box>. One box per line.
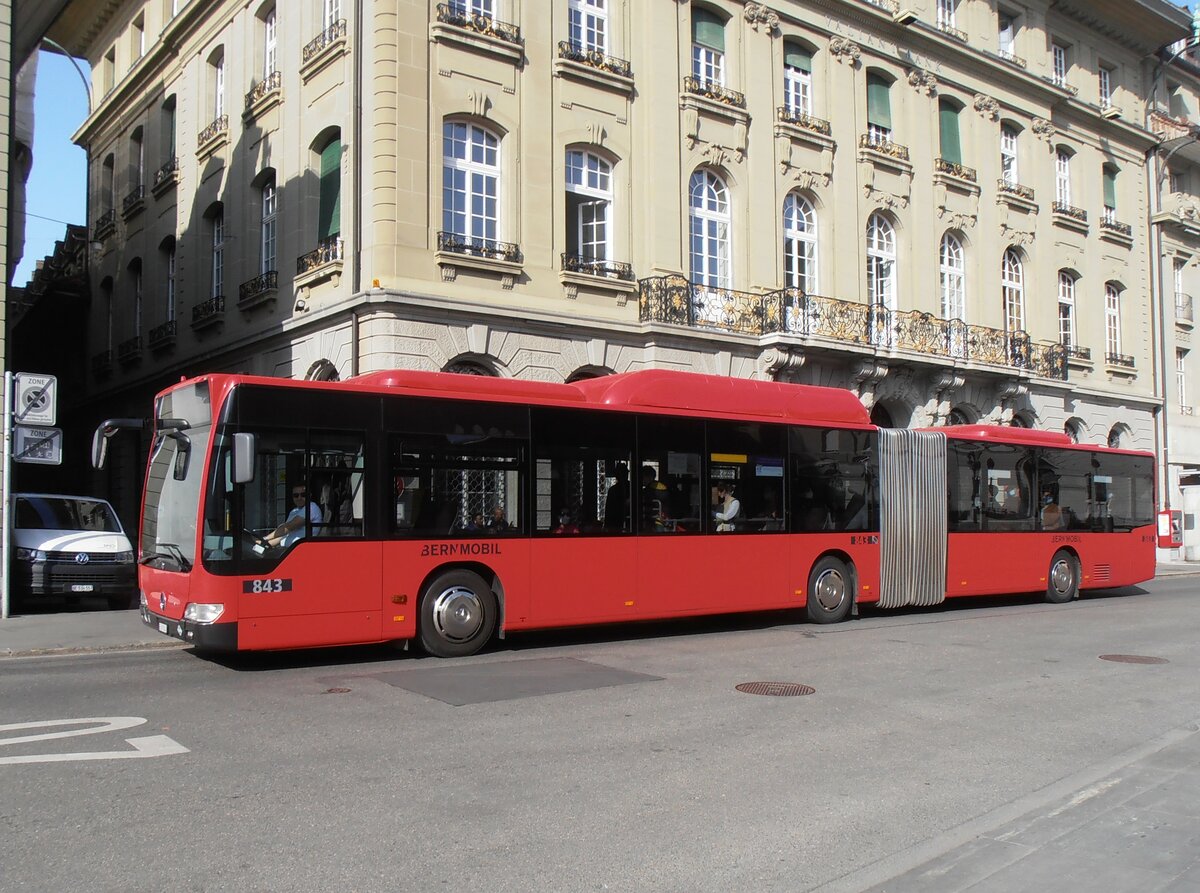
<box><xmin>784</xmin><ymin>44</ymin><xmax>812</xmax><ymax>73</ymax></box>
<box><xmin>319</xmin><ymin>138</ymin><xmax>341</xmax><ymax>240</ymax></box>
<box><xmin>1103</xmin><ymin>166</ymin><xmax>1117</xmax><ymax>210</ymax></box>
<box><xmin>692</xmin><ymin>8</ymin><xmax>724</xmax><ymax>53</ymax></box>
<box><xmin>866</xmin><ymin>73</ymin><xmax>892</xmax><ymax>131</ymax></box>
<box><xmin>939</xmin><ymin>100</ymin><xmax>962</xmax><ymax>165</ymax></box>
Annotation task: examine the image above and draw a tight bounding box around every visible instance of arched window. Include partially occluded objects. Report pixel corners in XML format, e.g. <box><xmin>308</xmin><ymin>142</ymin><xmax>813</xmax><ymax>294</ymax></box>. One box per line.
<box><xmin>940</xmin><ymin>232</ymin><xmax>965</xmax><ymax>321</ymax></box>
<box><xmin>1064</xmin><ymin>419</ymin><xmax>1082</xmax><ymax>443</ymax></box>
<box><xmin>1002</xmin><ymin>249</ymin><xmax>1024</xmax><ymax>333</ymax></box>
<box><xmin>1055</xmin><ymin>148</ymin><xmax>1072</xmax><ymax>206</ymax></box>
<box><xmin>318</xmin><ymin>133</ymin><xmax>342</xmax><ymax>242</ymax></box>
<box><xmin>1107</xmin><ymin>425</ymin><xmax>1122</xmax><ymax>449</ymax></box>
<box><xmin>260</xmin><ymin>173</ymin><xmax>278</xmax><ymax>274</ymax></box>
<box><xmin>1000</xmin><ymin>123</ymin><xmax>1020</xmax><ymax>185</ymax></box>
<box><xmin>946</xmin><ymin>407</ymin><xmax>971</xmax><ymax>426</ymax></box>
<box><xmin>1010</xmin><ymin>413</ymin><xmax>1030</xmax><ymax>428</ymax></box>
<box><xmin>568</xmin><ymin>0</ymin><xmax>607</xmax><ymax>54</ymax></box>
<box><xmin>783</xmin><ymin>192</ymin><xmax>817</xmax><ymax>293</ymax></box>
<box><xmin>866</xmin><ymin>213</ymin><xmax>896</xmax><ymax>310</ymax></box>
<box><xmin>442</xmin><ymin>122</ymin><xmax>499</xmax><ymax>245</ymax></box>
<box><xmin>565</xmin><ymin>149</ymin><xmax>612</xmax><ymax>266</ymax></box>
<box><xmin>1105</xmin><ymin>282</ymin><xmax>1123</xmax><ymax>361</ymax></box>
<box><xmin>1058</xmin><ymin>271</ymin><xmax>1077</xmax><ymax>349</ymax></box>
<box><xmin>691</xmin><ymin>6</ymin><xmax>726</xmax><ymax>86</ymax></box>
<box><xmin>688</xmin><ymin>169</ymin><xmax>730</xmax><ymax>289</ymax></box>
<box><xmin>783</xmin><ymin>42</ymin><xmax>813</xmax><ymax>118</ymax></box>
<box><xmin>445</xmin><ymin>359</ymin><xmax>497</xmax><ymax>376</ymax></box>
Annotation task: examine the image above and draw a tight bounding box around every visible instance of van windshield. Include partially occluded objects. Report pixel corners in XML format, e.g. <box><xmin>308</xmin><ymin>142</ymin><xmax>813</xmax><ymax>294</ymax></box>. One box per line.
<box><xmin>15</xmin><ymin>497</ymin><xmax>122</xmax><ymax>532</ymax></box>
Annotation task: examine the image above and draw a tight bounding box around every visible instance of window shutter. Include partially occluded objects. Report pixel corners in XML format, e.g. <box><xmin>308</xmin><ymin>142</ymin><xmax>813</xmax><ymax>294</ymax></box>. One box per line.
<box><xmin>319</xmin><ymin>138</ymin><xmax>341</xmax><ymax>239</ymax></box>
<box><xmin>867</xmin><ymin>74</ymin><xmax>892</xmax><ymax>130</ymax></box>
<box><xmin>692</xmin><ymin>8</ymin><xmax>725</xmax><ymax>53</ymax></box>
<box><xmin>784</xmin><ymin>44</ymin><xmax>812</xmax><ymax>73</ymax></box>
<box><xmin>1103</xmin><ymin>168</ymin><xmax>1117</xmax><ymax>208</ymax></box>
<box><xmin>939</xmin><ymin>103</ymin><xmax>962</xmax><ymax>164</ymax></box>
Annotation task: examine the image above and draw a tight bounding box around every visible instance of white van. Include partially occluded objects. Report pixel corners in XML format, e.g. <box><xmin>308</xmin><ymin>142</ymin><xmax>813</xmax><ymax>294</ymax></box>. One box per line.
<box><xmin>10</xmin><ymin>494</ymin><xmax>136</xmax><ymax>610</ymax></box>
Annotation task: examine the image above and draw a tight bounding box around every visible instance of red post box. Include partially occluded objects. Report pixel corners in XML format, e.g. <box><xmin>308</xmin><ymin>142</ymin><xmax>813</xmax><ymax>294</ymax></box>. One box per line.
<box><xmin>1158</xmin><ymin>509</ymin><xmax>1183</xmax><ymax>549</ymax></box>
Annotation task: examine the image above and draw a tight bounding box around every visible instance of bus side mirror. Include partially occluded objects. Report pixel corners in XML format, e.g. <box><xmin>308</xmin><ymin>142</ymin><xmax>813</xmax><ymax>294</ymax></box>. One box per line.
<box><xmin>232</xmin><ymin>432</ymin><xmax>257</xmax><ymax>484</ymax></box>
<box><xmin>91</xmin><ymin>418</ymin><xmax>145</xmax><ymax>469</ymax></box>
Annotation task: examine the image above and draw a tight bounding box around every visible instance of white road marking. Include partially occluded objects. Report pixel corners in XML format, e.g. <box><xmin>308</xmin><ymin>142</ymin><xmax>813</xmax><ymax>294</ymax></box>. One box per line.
<box><xmin>0</xmin><ymin>717</ymin><xmax>189</xmax><ymax>765</ymax></box>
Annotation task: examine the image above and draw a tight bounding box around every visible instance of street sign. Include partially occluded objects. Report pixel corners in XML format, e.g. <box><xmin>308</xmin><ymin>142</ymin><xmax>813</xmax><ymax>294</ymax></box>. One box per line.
<box><xmin>14</xmin><ymin>425</ymin><xmax>63</xmax><ymax>465</ymax></box>
<box><xmin>14</xmin><ymin>373</ymin><xmax>57</xmax><ymax>426</ymax></box>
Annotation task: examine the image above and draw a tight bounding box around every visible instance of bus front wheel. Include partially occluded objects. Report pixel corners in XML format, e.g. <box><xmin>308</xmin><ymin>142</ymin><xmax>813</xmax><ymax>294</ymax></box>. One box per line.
<box><xmin>1045</xmin><ymin>550</ymin><xmax>1079</xmax><ymax>604</ymax></box>
<box><xmin>418</xmin><ymin>569</ymin><xmax>498</xmax><ymax>658</ymax></box>
<box><xmin>806</xmin><ymin>556</ymin><xmax>853</xmax><ymax>624</ymax></box>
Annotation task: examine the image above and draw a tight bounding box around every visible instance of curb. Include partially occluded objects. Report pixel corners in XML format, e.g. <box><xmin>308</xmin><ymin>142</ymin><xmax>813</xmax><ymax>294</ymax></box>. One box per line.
<box><xmin>0</xmin><ymin>640</ymin><xmax>187</xmax><ymax>660</ymax></box>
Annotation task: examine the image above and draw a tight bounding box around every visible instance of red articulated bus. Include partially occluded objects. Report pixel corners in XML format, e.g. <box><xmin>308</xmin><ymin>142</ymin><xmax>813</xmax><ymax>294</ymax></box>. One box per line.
<box><xmin>95</xmin><ymin>369</ymin><xmax>1155</xmax><ymax>657</ymax></box>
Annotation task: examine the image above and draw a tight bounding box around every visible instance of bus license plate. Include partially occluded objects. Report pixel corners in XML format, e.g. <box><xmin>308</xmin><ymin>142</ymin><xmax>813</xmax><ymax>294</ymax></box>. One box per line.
<box><xmin>70</xmin><ymin>584</ymin><xmax>94</xmax><ymax>592</ymax></box>
<box><xmin>158</xmin><ymin>622</ymin><xmax>168</xmax><ymax>634</ymax></box>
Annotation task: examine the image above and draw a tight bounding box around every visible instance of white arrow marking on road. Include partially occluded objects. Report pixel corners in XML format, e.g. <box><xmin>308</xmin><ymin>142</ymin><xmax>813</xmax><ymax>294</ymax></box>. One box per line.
<box><xmin>0</xmin><ymin>717</ymin><xmax>189</xmax><ymax>765</ymax></box>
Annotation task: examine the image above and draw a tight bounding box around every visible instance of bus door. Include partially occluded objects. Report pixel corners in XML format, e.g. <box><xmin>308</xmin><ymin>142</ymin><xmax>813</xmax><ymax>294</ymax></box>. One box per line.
<box><xmin>234</xmin><ymin>429</ymin><xmax>382</xmax><ymax>649</ymax></box>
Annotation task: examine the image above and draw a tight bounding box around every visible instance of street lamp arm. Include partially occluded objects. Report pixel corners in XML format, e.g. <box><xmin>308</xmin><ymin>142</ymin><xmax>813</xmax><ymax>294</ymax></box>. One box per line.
<box><xmin>39</xmin><ymin>38</ymin><xmax>91</xmax><ymax>116</ymax></box>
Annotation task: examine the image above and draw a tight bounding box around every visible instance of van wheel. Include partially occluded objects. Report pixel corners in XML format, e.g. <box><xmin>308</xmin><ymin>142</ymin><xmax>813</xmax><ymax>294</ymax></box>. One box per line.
<box><xmin>806</xmin><ymin>556</ymin><xmax>853</xmax><ymax>624</ymax></box>
<box><xmin>1045</xmin><ymin>550</ymin><xmax>1079</xmax><ymax>604</ymax></box>
<box><xmin>419</xmin><ymin>569</ymin><xmax>497</xmax><ymax>658</ymax></box>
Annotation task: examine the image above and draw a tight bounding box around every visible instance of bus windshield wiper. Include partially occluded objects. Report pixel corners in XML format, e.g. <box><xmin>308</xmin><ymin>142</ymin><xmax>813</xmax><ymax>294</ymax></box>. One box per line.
<box><xmin>140</xmin><ymin>543</ymin><xmax>191</xmax><ymax>572</ymax></box>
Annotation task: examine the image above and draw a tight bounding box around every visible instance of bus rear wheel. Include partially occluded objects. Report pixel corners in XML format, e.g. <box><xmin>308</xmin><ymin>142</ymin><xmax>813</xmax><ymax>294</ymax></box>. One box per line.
<box><xmin>1045</xmin><ymin>550</ymin><xmax>1079</xmax><ymax>604</ymax></box>
<box><xmin>806</xmin><ymin>556</ymin><xmax>853</xmax><ymax>624</ymax></box>
<box><xmin>419</xmin><ymin>569</ymin><xmax>498</xmax><ymax>658</ymax></box>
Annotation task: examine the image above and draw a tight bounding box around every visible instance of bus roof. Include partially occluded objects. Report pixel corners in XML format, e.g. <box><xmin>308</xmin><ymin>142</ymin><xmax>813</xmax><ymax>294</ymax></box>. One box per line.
<box><xmin>208</xmin><ymin>368</ymin><xmax>873</xmax><ymax>427</ymax></box>
<box><xmin>924</xmin><ymin>424</ymin><xmax>1151</xmax><ymax>456</ymax></box>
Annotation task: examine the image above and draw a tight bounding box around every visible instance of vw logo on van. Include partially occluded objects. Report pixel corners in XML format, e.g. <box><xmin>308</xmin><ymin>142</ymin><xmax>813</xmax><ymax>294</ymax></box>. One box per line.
<box><xmin>75</xmin><ymin>553</ymin><xmax>90</xmax><ymax>564</ymax></box>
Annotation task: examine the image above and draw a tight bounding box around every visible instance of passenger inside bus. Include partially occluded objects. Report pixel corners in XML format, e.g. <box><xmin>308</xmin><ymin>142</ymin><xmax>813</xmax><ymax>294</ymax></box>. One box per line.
<box><xmin>712</xmin><ymin>482</ymin><xmax>741</xmax><ymax>531</ymax></box>
<box><xmin>553</xmin><ymin>509</ymin><xmax>580</xmax><ymax>535</ymax></box>
<box><xmin>1041</xmin><ymin>489</ymin><xmax>1064</xmax><ymax>530</ymax></box>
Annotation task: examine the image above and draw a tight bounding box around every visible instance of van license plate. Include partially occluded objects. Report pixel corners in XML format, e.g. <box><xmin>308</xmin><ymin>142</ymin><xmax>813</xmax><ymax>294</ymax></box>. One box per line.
<box><xmin>70</xmin><ymin>584</ymin><xmax>94</xmax><ymax>592</ymax></box>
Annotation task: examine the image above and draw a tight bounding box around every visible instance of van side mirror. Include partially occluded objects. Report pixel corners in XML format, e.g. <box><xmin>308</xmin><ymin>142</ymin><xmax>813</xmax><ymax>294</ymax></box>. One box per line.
<box><xmin>232</xmin><ymin>432</ymin><xmax>257</xmax><ymax>484</ymax></box>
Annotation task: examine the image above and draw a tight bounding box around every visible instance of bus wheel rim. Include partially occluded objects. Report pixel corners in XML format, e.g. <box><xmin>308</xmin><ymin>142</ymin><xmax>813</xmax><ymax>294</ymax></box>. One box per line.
<box><xmin>431</xmin><ymin>586</ymin><xmax>484</xmax><ymax>643</ymax></box>
<box><xmin>1050</xmin><ymin>559</ymin><xmax>1074</xmax><ymax>595</ymax></box>
<box><xmin>814</xmin><ymin>568</ymin><xmax>845</xmax><ymax>612</ymax></box>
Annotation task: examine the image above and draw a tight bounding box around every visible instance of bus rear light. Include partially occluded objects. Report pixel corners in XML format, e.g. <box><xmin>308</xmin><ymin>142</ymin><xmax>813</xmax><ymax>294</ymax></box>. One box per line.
<box><xmin>184</xmin><ymin>603</ymin><xmax>225</xmax><ymax>624</ymax></box>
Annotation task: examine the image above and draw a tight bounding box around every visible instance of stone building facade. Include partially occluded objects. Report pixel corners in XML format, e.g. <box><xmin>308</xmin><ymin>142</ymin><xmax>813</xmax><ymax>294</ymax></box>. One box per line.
<box><xmin>42</xmin><ymin>0</ymin><xmax>1193</xmax><ymax>530</ymax></box>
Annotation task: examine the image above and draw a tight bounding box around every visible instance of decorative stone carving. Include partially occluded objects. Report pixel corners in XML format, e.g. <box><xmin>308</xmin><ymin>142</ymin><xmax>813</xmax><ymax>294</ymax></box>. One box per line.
<box><xmin>938</xmin><ymin>210</ymin><xmax>977</xmax><ymax>230</ymax></box>
<box><xmin>973</xmin><ymin>93</ymin><xmax>1000</xmax><ymax>121</ymax></box>
<box><xmin>1000</xmin><ymin>223</ymin><xmax>1035</xmax><ymax>245</ymax></box>
<box><xmin>864</xmin><ymin>186</ymin><xmax>909</xmax><ymax>209</ymax></box>
<box><xmin>744</xmin><ymin>3</ymin><xmax>780</xmax><ymax>33</ymax></box>
<box><xmin>586</xmin><ymin>120</ymin><xmax>607</xmax><ymax>147</ymax></box>
<box><xmin>703</xmin><ymin>143</ymin><xmax>730</xmax><ymax>167</ymax></box>
<box><xmin>1031</xmin><ymin>117</ymin><xmax>1055</xmax><ymax>144</ymax></box>
<box><xmin>907</xmin><ymin>68</ymin><xmax>938</xmax><ymax>97</ymax></box>
<box><xmin>829</xmin><ymin>38</ymin><xmax>861</xmax><ymax>66</ymax></box>
<box><xmin>792</xmin><ymin>169</ymin><xmax>832</xmax><ymax>190</ymax></box>
<box><xmin>683</xmin><ymin>107</ymin><xmax>699</xmax><ymax>149</ymax></box>
<box><xmin>467</xmin><ymin>89</ymin><xmax>492</xmax><ymax>119</ymax></box>
<box><xmin>761</xmin><ymin>347</ymin><xmax>805</xmax><ymax>377</ymax></box>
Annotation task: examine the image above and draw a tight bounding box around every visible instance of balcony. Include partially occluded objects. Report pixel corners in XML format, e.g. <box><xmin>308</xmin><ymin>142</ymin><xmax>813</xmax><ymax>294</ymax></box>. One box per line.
<box><xmin>245</xmin><ymin>70</ymin><xmax>282</xmax><ymax>120</ymax></box>
<box><xmin>295</xmin><ymin>237</ymin><xmax>345</xmax><ymax>292</ymax></box>
<box><xmin>1045</xmin><ymin>75</ymin><xmax>1079</xmax><ymax>96</ymax></box>
<box><xmin>239</xmin><ymin>270</ymin><xmax>278</xmax><ymax>309</ymax></box>
<box><xmin>93</xmin><ymin>209</ymin><xmax>116</xmax><ymax>241</ymax></box>
<box><xmin>858</xmin><ymin>132</ymin><xmax>911</xmax><ymax>169</ymax></box>
<box><xmin>196</xmin><ymin>115</ymin><xmax>229</xmax><ymax>157</ymax></box>
<box><xmin>561</xmin><ymin>254</ymin><xmax>634</xmax><ymax>281</ymax></box>
<box><xmin>997</xmin><ymin>179</ymin><xmax>1035</xmax><ymax>202</ymax></box>
<box><xmin>152</xmin><ymin>157</ymin><xmax>179</xmax><ymax>197</ymax></box>
<box><xmin>1176</xmin><ymin>292</ymin><xmax>1193</xmax><ymax>324</ymax></box>
<box><xmin>638</xmin><ymin>277</ymin><xmax>1067</xmax><ymax>380</ymax></box>
<box><xmin>92</xmin><ymin>350</ymin><xmax>113</xmax><ymax>378</ymax></box>
<box><xmin>435</xmin><ymin>3</ymin><xmax>520</xmax><ymax>44</ymax></box>
<box><xmin>862</xmin><ymin>0</ymin><xmax>899</xmax><ymax>13</ymax></box>
<box><xmin>557</xmin><ymin>41</ymin><xmax>630</xmax><ymax>79</ymax></box>
<box><xmin>1052</xmin><ymin>200</ymin><xmax>1088</xmax><ymax>233</ymax></box>
<box><xmin>937</xmin><ymin>22</ymin><xmax>967</xmax><ymax>42</ymax></box>
<box><xmin>148</xmin><ymin>320</ymin><xmax>177</xmax><ymax>350</ymax></box>
<box><xmin>191</xmin><ymin>294</ymin><xmax>225</xmax><ymax>329</ymax></box>
<box><xmin>1105</xmin><ymin>352</ymin><xmax>1135</xmax><ymax>370</ymax></box>
<box><xmin>1099</xmin><ymin>214</ymin><xmax>1133</xmax><ymax>246</ymax></box>
<box><xmin>682</xmin><ymin>76</ymin><xmax>746</xmax><ymax>109</ymax></box>
<box><xmin>436</xmin><ymin>231</ymin><xmax>520</xmax><ymax>263</ymax></box>
<box><xmin>1065</xmin><ymin>345</ymin><xmax>1092</xmax><ymax>362</ymax></box>
<box><xmin>303</xmin><ymin>18</ymin><xmax>348</xmax><ymax>66</ymax></box>
<box><xmin>997</xmin><ymin>50</ymin><xmax>1026</xmax><ymax>68</ymax></box>
<box><xmin>935</xmin><ymin>158</ymin><xmax>977</xmax><ymax>182</ymax></box>
<box><xmin>121</xmin><ymin>185</ymin><xmax>145</xmax><ymax>219</ymax></box>
<box><xmin>775</xmin><ymin>106</ymin><xmax>832</xmax><ymax>136</ymax></box>
<box><xmin>117</xmin><ymin>335</ymin><xmax>142</xmax><ymax>365</ymax></box>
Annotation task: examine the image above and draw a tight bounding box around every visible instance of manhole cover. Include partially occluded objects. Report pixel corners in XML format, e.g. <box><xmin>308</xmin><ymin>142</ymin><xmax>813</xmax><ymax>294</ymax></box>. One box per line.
<box><xmin>1099</xmin><ymin>654</ymin><xmax>1169</xmax><ymax>665</ymax></box>
<box><xmin>323</xmin><ymin>687</ymin><xmax>352</xmax><ymax>693</ymax></box>
<box><xmin>736</xmin><ymin>682</ymin><xmax>815</xmax><ymax>697</ymax></box>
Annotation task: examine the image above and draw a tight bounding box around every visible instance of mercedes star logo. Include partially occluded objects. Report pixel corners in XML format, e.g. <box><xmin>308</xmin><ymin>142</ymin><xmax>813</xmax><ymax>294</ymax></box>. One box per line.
<box><xmin>74</xmin><ymin>553</ymin><xmax>90</xmax><ymax>564</ymax></box>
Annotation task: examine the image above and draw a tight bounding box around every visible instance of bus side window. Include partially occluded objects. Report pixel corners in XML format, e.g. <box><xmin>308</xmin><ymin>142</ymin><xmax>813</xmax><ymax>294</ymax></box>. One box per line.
<box><xmin>308</xmin><ymin>431</ymin><xmax>366</xmax><ymax>538</ymax></box>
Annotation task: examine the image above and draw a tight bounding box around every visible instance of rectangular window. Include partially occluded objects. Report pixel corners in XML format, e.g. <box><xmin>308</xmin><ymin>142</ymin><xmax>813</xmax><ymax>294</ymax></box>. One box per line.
<box><xmin>213</xmin><ymin>56</ymin><xmax>225</xmax><ymax>119</ymax></box>
<box><xmin>998</xmin><ymin>12</ymin><xmax>1016</xmax><ymax>56</ymax></box>
<box><xmin>568</xmin><ymin>0</ymin><xmax>607</xmax><ymax>54</ymax></box>
<box><xmin>866</xmin><ymin>74</ymin><xmax>892</xmax><ymax>143</ymax></box>
<box><xmin>531</xmin><ymin>407</ymin><xmax>633</xmax><ymax>535</ymax></box>
<box><xmin>211</xmin><ymin>213</ymin><xmax>224</xmax><ymax>299</ymax></box>
<box><xmin>707</xmin><ymin>421</ymin><xmax>786</xmax><ymax>534</ymax></box>
<box><xmin>1057</xmin><ymin>283</ymin><xmax>1075</xmax><ymax>347</ymax></box>
<box><xmin>1105</xmin><ymin>286</ymin><xmax>1122</xmax><ymax>358</ymax></box>
<box><xmin>166</xmin><ymin>246</ymin><xmax>176</xmax><ymax>323</ymax></box>
<box><xmin>324</xmin><ymin>0</ymin><xmax>342</xmax><ymax>27</ymax></box>
<box><xmin>1055</xmin><ymin>152</ymin><xmax>1071</xmax><ymax>205</ymax></box>
<box><xmin>133</xmin><ymin>267</ymin><xmax>142</xmax><ymax>334</ymax></box>
<box><xmin>1178</xmin><ymin>349</ymin><xmax>1188</xmax><ymax>410</ymax></box>
<box><xmin>1099</xmin><ymin>66</ymin><xmax>1113</xmax><ymax>107</ymax></box>
<box><xmin>132</xmin><ymin>16</ymin><xmax>145</xmax><ymax>61</ymax></box>
<box><xmin>1000</xmin><ymin>126</ymin><xmax>1018</xmax><ymax>185</ymax></box>
<box><xmin>981</xmin><ymin>444</ymin><xmax>1035</xmax><ymax>532</ymax></box>
<box><xmin>783</xmin><ymin>46</ymin><xmax>813</xmax><ymax>117</ymax></box>
<box><xmin>637</xmin><ymin>415</ymin><xmax>703</xmax><ymax>535</ymax></box>
<box><xmin>692</xmin><ymin>8</ymin><xmax>725</xmax><ymax>86</ymax></box>
<box><xmin>265</xmin><ymin>10</ymin><xmax>277</xmax><ymax>76</ymax></box>
<box><xmin>1102</xmin><ymin>167</ymin><xmax>1117</xmax><ymax>221</ymax></box>
<box><xmin>261</xmin><ymin>181</ymin><xmax>278</xmax><ymax>274</ymax></box>
<box><xmin>937</xmin><ymin>0</ymin><xmax>955</xmax><ymax>29</ymax></box>
<box><xmin>938</xmin><ymin>103</ymin><xmax>962</xmax><ymax>165</ymax></box>
<box><xmin>1052</xmin><ymin>42</ymin><xmax>1068</xmax><ymax>87</ymax></box>
<box><xmin>790</xmin><ymin>427</ymin><xmax>877</xmax><ymax>532</ymax></box>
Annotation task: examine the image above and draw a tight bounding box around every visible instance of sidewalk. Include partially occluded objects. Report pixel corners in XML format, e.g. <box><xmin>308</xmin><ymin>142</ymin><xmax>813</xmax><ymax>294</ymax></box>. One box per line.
<box><xmin>2</xmin><ymin>563</ymin><xmax>1198</xmax><ymax>659</ymax></box>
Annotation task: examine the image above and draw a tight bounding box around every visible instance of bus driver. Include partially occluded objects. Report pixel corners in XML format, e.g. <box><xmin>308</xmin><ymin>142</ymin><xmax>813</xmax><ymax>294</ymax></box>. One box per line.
<box><xmin>266</xmin><ymin>485</ymin><xmax>323</xmax><ymax>548</ymax></box>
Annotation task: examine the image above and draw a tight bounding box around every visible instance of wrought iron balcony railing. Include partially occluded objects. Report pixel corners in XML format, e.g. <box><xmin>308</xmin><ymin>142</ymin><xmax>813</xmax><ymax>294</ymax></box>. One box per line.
<box><xmin>303</xmin><ymin>19</ymin><xmax>348</xmax><ymax>63</ymax></box>
<box><xmin>935</xmin><ymin>158</ymin><xmax>977</xmax><ymax>181</ymax></box>
<box><xmin>557</xmin><ymin>41</ymin><xmax>631</xmax><ymax>78</ymax></box>
<box><xmin>94</xmin><ymin>209</ymin><xmax>116</xmax><ymax>238</ymax></box>
<box><xmin>863</xmin><ymin>0</ymin><xmax>899</xmax><ymax>13</ymax></box>
<box><xmin>1099</xmin><ymin>217</ymin><xmax>1132</xmax><ymax>237</ymax></box>
<box><xmin>436</xmin><ymin>231</ymin><xmax>521</xmax><ymax>263</ymax></box>
<box><xmin>239</xmin><ymin>270</ymin><xmax>278</xmax><ymax>304</ymax></box>
<box><xmin>997</xmin><ymin>50</ymin><xmax>1026</xmax><ymax>68</ymax></box>
<box><xmin>117</xmin><ymin>335</ymin><xmax>142</xmax><ymax>363</ymax></box>
<box><xmin>92</xmin><ymin>350</ymin><xmax>113</xmax><ymax>376</ymax></box>
<box><xmin>682</xmin><ymin>76</ymin><xmax>746</xmax><ymax>109</ymax></box>
<box><xmin>297</xmin><ymin>237</ymin><xmax>345</xmax><ymax>274</ymax></box>
<box><xmin>859</xmin><ymin>132</ymin><xmax>910</xmax><ymax>161</ymax></box>
<box><xmin>1105</xmin><ymin>352</ymin><xmax>1135</xmax><ymax>368</ymax></box>
<box><xmin>937</xmin><ymin>22</ymin><xmax>967</xmax><ymax>42</ymax></box>
<box><xmin>1052</xmin><ymin>201</ymin><xmax>1088</xmax><ymax>222</ymax></box>
<box><xmin>245</xmin><ymin>70</ymin><xmax>281</xmax><ymax>108</ymax></box>
<box><xmin>154</xmin><ymin>156</ymin><xmax>179</xmax><ymax>188</ymax></box>
<box><xmin>998</xmin><ymin>179</ymin><xmax>1035</xmax><ymax>201</ymax></box>
<box><xmin>435</xmin><ymin>4</ymin><xmax>521</xmax><ymax>45</ymax></box>
<box><xmin>122</xmin><ymin>185</ymin><xmax>145</xmax><ymax>214</ymax></box>
<box><xmin>1045</xmin><ymin>75</ymin><xmax>1078</xmax><ymax>95</ymax></box>
<box><xmin>776</xmin><ymin>106</ymin><xmax>832</xmax><ymax>135</ymax></box>
<box><xmin>191</xmin><ymin>294</ymin><xmax>225</xmax><ymax>326</ymax></box>
<box><xmin>637</xmin><ymin>277</ymin><xmax>1067</xmax><ymax>380</ymax></box>
<box><xmin>197</xmin><ymin>115</ymin><xmax>228</xmax><ymax>146</ymax></box>
<box><xmin>148</xmin><ymin>320</ymin><xmax>177</xmax><ymax>348</ymax></box>
<box><xmin>561</xmin><ymin>254</ymin><xmax>634</xmax><ymax>280</ymax></box>
<box><xmin>1064</xmin><ymin>344</ymin><xmax>1092</xmax><ymax>362</ymax></box>
<box><xmin>1176</xmin><ymin>292</ymin><xmax>1193</xmax><ymax>322</ymax></box>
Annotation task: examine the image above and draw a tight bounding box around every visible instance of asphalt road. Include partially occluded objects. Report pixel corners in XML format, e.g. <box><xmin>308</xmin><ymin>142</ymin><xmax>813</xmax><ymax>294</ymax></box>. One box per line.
<box><xmin>2</xmin><ymin>577</ymin><xmax>1199</xmax><ymax>893</ymax></box>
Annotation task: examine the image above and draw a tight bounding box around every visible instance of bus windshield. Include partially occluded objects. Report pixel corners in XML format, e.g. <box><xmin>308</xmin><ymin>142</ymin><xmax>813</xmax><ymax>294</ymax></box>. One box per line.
<box><xmin>141</xmin><ymin>381</ymin><xmax>212</xmax><ymax>571</ymax></box>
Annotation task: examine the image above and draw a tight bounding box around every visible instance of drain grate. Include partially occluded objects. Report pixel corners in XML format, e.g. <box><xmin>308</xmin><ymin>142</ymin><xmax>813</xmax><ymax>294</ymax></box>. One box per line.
<box><xmin>1099</xmin><ymin>654</ymin><xmax>1169</xmax><ymax>665</ymax></box>
<box><xmin>736</xmin><ymin>682</ymin><xmax>815</xmax><ymax>697</ymax></box>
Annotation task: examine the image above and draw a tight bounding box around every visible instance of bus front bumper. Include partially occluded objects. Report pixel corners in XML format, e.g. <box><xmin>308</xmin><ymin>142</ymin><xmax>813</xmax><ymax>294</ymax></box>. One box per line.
<box><xmin>141</xmin><ymin>607</ymin><xmax>238</xmax><ymax>650</ymax></box>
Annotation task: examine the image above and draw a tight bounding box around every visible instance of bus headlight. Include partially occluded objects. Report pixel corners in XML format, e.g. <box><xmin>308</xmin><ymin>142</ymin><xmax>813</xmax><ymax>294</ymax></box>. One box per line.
<box><xmin>184</xmin><ymin>603</ymin><xmax>225</xmax><ymax>624</ymax></box>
